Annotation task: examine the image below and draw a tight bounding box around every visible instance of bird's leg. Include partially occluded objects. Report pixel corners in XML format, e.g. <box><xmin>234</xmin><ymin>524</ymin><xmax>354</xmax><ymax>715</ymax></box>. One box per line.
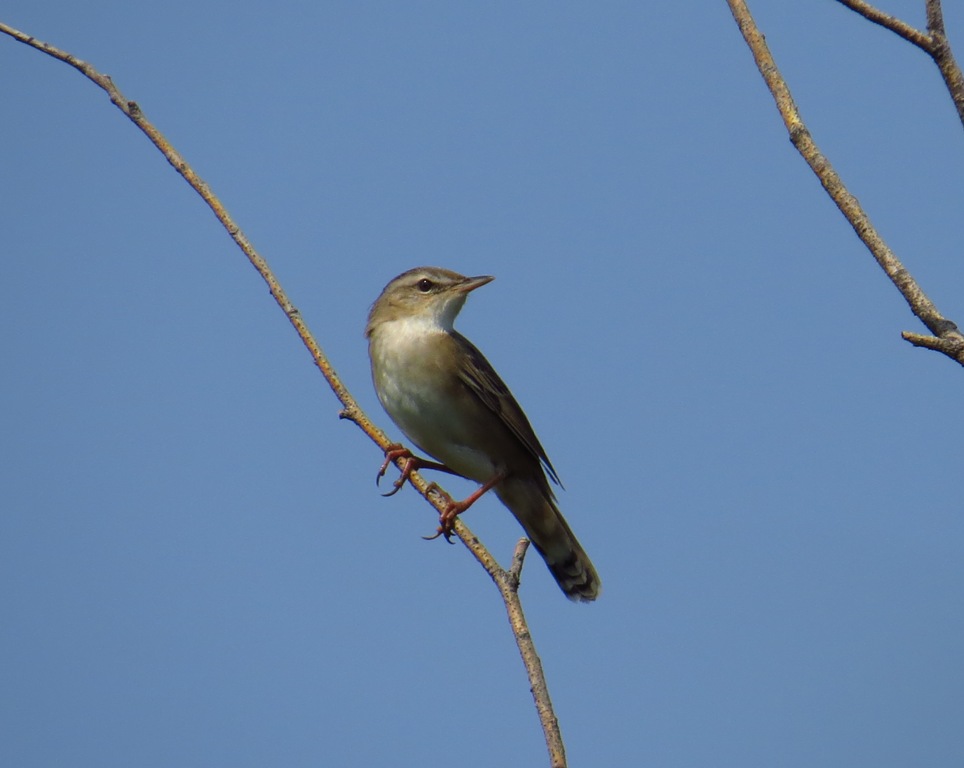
<box><xmin>377</xmin><ymin>443</ymin><xmax>457</xmax><ymax>497</ymax></box>
<box><xmin>424</xmin><ymin>471</ymin><xmax>506</xmax><ymax>543</ymax></box>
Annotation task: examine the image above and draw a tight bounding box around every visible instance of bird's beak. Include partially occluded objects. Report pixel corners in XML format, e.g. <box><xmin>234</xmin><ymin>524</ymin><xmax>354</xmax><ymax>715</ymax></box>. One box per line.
<box><xmin>456</xmin><ymin>275</ymin><xmax>495</xmax><ymax>293</ymax></box>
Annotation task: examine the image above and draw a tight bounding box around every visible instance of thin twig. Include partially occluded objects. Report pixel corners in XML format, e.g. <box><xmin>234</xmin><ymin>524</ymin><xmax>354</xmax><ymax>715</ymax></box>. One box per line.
<box><xmin>925</xmin><ymin>0</ymin><xmax>964</xmax><ymax>129</ymax></box>
<box><xmin>0</xmin><ymin>20</ymin><xmax>568</xmax><ymax>767</ymax></box>
<box><xmin>459</xmin><ymin>536</ymin><xmax>566</xmax><ymax>768</ymax></box>
<box><xmin>509</xmin><ymin>538</ymin><xmax>531</xmax><ymax>586</ymax></box>
<box><xmin>727</xmin><ymin>0</ymin><xmax>964</xmax><ymax>366</ymax></box>
<box><xmin>835</xmin><ymin>0</ymin><xmax>964</xmax><ymax>131</ymax></box>
<box><xmin>834</xmin><ymin>0</ymin><xmax>933</xmax><ymax>50</ymax></box>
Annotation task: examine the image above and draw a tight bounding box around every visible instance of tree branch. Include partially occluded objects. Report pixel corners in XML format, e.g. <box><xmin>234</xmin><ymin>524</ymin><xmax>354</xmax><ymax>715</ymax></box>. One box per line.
<box><xmin>835</xmin><ymin>0</ymin><xmax>933</xmax><ymax>50</ymax></box>
<box><xmin>460</xmin><ymin>536</ymin><xmax>566</xmax><ymax>768</ymax></box>
<box><xmin>925</xmin><ymin>0</ymin><xmax>964</xmax><ymax>129</ymax></box>
<box><xmin>835</xmin><ymin>0</ymin><xmax>964</xmax><ymax>131</ymax></box>
<box><xmin>0</xmin><ymin>20</ymin><xmax>568</xmax><ymax>767</ymax></box>
<box><xmin>726</xmin><ymin>0</ymin><xmax>964</xmax><ymax>366</ymax></box>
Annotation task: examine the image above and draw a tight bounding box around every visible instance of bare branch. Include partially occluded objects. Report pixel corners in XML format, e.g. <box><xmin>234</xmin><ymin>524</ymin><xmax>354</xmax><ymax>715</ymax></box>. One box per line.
<box><xmin>727</xmin><ymin>1</ymin><xmax>964</xmax><ymax>366</ymax></box>
<box><xmin>509</xmin><ymin>538</ymin><xmax>531</xmax><ymax>585</ymax></box>
<box><xmin>0</xmin><ymin>20</ymin><xmax>569</xmax><ymax>766</ymax></box>
<box><xmin>902</xmin><ymin>331</ymin><xmax>964</xmax><ymax>357</ymax></box>
<box><xmin>835</xmin><ymin>0</ymin><xmax>933</xmax><ymax>50</ymax></box>
<box><xmin>927</xmin><ymin>0</ymin><xmax>947</xmax><ymax>39</ymax></box>
<box><xmin>835</xmin><ymin>0</ymin><xmax>964</xmax><ymax>132</ymax></box>
<box><xmin>925</xmin><ymin>0</ymin><xmax>964</xmax><ymax>128</ymax></box>
<box><xmin>459</xmin><ymin>533</ymin><xmax>565</xmax><ymax>767</ymax></box>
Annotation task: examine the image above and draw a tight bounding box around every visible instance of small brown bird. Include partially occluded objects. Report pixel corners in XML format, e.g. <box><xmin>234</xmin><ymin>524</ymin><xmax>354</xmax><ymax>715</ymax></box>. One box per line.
<box><xmin>365</xmin><ymin>266</ymin><xmax>600</xmax><ymax>602</ymax></box>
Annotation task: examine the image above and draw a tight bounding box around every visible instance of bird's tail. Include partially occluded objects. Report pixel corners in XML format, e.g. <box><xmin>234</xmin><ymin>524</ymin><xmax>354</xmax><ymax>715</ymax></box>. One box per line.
<box><xmin>497</xmin><ymin>478</ymin><xmax>601</xmax><ymax>602</ymax></box>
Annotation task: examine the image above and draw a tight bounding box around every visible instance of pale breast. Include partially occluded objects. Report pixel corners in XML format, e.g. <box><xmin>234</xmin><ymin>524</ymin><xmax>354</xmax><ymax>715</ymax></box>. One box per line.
<box><xmin>369</xmin><ymin>320</ymin><xmax>499</xmax><ymax>482</ymax></box>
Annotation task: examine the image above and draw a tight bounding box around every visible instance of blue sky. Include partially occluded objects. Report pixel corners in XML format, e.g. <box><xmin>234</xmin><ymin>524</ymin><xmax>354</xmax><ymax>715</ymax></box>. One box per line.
<box><xmin>3</xmin><ymin>2</ymin><xmax>963</xmax><ymax>766</ymax></box>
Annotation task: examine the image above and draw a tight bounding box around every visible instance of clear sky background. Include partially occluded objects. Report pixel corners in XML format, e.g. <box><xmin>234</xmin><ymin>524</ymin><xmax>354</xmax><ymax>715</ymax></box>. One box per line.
<box><xmin>3</xmin><ymin>2</ymin><xmax>963</xmax><ymax>766</ymax></box>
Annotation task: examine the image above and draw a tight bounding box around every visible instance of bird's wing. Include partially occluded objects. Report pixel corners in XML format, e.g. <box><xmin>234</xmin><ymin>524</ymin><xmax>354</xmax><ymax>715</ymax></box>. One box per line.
<box><xmin>452</xmin><ymin>331</ymin><xmax>561</xmax><ymax>486</ymax></box>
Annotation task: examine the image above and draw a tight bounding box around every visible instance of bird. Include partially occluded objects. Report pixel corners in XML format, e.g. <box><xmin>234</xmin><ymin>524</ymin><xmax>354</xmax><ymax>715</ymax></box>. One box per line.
<box><xmin>365</xmin><ymin>266</ymin><xmax>600</xmax><ymax>602</ymax></box>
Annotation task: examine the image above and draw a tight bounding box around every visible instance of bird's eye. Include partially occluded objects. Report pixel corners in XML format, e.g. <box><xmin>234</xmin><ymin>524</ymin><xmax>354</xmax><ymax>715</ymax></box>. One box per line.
<box><xmin>416</xmin><ymin>278</ymin><xmax>434</xmax><ymax>293</ymax></box>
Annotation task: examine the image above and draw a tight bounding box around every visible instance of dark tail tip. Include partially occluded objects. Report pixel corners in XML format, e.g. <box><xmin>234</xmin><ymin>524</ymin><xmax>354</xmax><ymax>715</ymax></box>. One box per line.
<box><xmin>545</xmin><ymin>548</ymin><xmax>601</xmax><ymax>603</ymax></box>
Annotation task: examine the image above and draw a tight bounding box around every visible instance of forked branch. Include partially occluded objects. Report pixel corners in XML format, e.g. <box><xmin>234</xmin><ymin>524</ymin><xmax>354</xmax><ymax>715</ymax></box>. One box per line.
<box><xmin>726</xmin><ymin>0</ymin><xmax>964</xmax><ymax>366</ymax></box>
<box><xmin>835</xmin><ymin>0</ymin><xmax>964</xmax><ymax>130</ymax></box>
<box><xmin>0</xmin><ymin>20</ymin><xmax>567</xmax><ymax>768</ymax></box>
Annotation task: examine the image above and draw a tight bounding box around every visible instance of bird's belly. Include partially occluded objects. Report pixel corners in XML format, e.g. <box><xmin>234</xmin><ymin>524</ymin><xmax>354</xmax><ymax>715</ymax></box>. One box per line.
<box><xmin>372</xmin><ymin>338</ymin><xmax>498</xmax><ymax>483</ymax></box>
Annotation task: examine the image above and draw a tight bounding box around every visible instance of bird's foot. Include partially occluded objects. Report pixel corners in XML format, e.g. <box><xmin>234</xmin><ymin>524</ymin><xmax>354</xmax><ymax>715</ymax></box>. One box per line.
<box><xmin>422</xmin><ymin>471</ymin><xmax>507</xmax><ymax>543</ymax></box>
<box><xmin>377</xmin><ymin>444</ymin><xmax>456</xmax><ymax>497</ymax></box>
<box><xmin>376</xmin><ymin>444</ymin><xmax>417</xmax><ymax>497</ymax></box>
<box><xmin>422</xmin><ymin>486</ymin><xmax>463</xmax><ymax>544</ymax></box>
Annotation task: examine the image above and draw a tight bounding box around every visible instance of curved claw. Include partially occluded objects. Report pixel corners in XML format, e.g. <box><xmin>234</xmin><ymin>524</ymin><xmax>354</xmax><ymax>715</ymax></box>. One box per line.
<box><xmin>380</xmin><ymin>480</ymin><xmax>405</xmax><ymax>498</ymax></box>
<box><xmin>422</xmin><ymin>527</ymin><xmax>456</xmax><ymax>544</ymax></box>
<box><xmin>376</xmin><ymin>444</ymin><xmax>414</xmax><ymax>491</ymax></box>
<box><xmin>420</xmin><ymin>471</ymin><xmax>505</xmax><ymax>546</ymax></box>
<box><xmin>422</xmin><ymin>492</ymin><xmax>459</xmax><ymax>544</ymax></box>
<box><xmin>377</xmin><ymin>446</ymin><xmax>460</xmax><ymax>498</ymax></box>
<box><xmin>375</xmin><ymin>455</ymin><xmax>397</xmax><ymax>487</ymax></box>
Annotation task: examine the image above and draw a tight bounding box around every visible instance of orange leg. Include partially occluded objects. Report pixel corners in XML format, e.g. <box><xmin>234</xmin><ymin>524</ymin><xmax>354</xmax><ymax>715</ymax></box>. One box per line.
<box><xmin>377</xmin><ymin>443</ymin><xmax>457</xmax><ymax>497</ymax></box>
<box><xmin>423</xmin><ymin>471</ymin><xmax>506</xmax><ymax>543</ymax></box>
